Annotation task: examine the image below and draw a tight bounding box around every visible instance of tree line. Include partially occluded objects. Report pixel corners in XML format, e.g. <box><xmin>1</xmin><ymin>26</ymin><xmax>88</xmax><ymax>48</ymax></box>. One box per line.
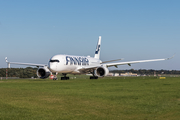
<box><xmin>0</xmin><ymin>67</ymin><xmax>38</xmax><ymax>78</ymax></box>
<box><xmin>0</xmin><ymin>67</ymin><xmax>180</xmax><ymax>78</ymax></box>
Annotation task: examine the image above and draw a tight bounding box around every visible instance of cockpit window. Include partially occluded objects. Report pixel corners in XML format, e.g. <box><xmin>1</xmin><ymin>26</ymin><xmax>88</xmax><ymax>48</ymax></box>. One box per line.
<box><xmin>50</xmin><ymin>59</ymin><xmax>60</xmax><ymax>63</ymax></box>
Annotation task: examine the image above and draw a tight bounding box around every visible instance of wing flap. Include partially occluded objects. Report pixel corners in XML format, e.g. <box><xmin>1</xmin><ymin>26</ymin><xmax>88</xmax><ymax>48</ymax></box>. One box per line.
<box><xmin>101</xmin><ymin>58</ymin><xmax>124</xmax><ymax>63</ymax></box>
<box><xmin>77</xmin><ymin>66</ymin><xmax>101</xmax><ymax>74</ymax></box>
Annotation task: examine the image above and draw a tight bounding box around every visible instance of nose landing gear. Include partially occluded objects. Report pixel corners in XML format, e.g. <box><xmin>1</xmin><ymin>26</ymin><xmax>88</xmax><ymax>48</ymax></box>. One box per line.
<box><xmin>61</xmin><ymin>73</ymin><xmax>69</xmax><ymax>80</ymax></box>
<box><xmin>52</xmin><ymin>73</ymin><xmax>69</xmax><ymax>80</ymax></box>
<box><xmin>53</xmin><ymin>72</ymin><xmax>58</xmax><ymax>80</ymax></box>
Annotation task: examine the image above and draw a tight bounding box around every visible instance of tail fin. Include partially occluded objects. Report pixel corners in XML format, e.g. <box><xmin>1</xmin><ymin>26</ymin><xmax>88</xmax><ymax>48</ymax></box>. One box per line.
<box><xmin>94</xmin><ymin>36</ymin><xmax>101</xmax><ymax>59</ymax></box>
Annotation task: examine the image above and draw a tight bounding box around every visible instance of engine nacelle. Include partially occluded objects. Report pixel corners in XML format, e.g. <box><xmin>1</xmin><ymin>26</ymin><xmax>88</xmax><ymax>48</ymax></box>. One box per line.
<box><xmin>95</xmin><ymin>66</ymin><xmax>109</xmax><ymax>77</ymax></box>
<box><xmin>37</xmin><ymin>67</ymin><xmax>50</xmax><ymax>79</ymax></box>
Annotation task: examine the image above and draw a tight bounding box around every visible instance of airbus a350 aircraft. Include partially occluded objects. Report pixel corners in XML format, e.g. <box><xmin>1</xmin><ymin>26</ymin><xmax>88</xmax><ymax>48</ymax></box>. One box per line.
<box><xmin>5</xmin><ymin>36</ymin><xmax>173</xmax><ymax>80</ymax></box>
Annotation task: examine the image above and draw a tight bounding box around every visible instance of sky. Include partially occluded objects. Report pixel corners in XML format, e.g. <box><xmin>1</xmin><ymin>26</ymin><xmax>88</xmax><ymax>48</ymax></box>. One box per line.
<box><xmin>0</xmin><ymin>0</ymin><xmax>180</xmax><ymax>70</ymax></box>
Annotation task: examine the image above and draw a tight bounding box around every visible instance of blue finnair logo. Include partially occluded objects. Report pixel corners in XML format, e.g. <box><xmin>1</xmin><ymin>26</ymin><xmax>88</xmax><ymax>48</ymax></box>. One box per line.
<box><xmin>66</xmin><ymin>56</ymin><xmax>89</xmax><ymax>65</ymax></box>
<box><xmin>95</xmin><ymin>45</ymin><xmax>100</xmax><ymax>54</ymax></box>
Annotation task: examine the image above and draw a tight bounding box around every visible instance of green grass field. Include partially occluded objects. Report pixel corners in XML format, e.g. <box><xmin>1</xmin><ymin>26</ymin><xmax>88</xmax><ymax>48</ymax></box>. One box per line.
<box><xmin>0</xmin><ymin>77</ymin><xmax>180</xmax><ymax>120</ymax></box>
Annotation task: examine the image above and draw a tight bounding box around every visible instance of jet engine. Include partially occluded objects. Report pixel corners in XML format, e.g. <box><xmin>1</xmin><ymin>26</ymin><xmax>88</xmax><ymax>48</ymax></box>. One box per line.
<box><xmin>37</xmin><ymin>67</ymin><xmax>50</xmax><ymax>79</ymax></box>
<box><xmin>95</xmin><ymin>66</ymin><xmax>109</xmax><ymax>77</ymax></box>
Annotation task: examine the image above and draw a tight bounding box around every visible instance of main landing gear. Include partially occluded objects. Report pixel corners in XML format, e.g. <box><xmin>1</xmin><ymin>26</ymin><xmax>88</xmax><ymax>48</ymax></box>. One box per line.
<box><xmin>90</xmin><ymin>76</ymin><xmax>98</xmax><ymax>79</ymax></box>
<box><xmin>90</xmin><ymin>71</ymin><xmax>98</xmax><ymax>79</ymax></box>
<box><xmin>61</xmin><ymin>73</ymin><xmax>69</xmax><ymax>80</ymax></box>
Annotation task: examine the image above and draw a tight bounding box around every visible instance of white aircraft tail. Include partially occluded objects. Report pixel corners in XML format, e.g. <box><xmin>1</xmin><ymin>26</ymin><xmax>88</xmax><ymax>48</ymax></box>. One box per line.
<box><xmin>94</xmin><ymin>36</ymin><xmax>101</xmax><ymax>59</ymax></box>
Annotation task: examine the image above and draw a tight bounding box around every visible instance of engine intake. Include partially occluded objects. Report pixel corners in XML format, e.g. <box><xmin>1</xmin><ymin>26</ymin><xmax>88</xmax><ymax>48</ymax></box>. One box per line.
<box><xmin>37</xmin><ymin>67</ymin><xmax>50</xmax><ymax>79</ymax></box>
<box><xmin>95</xmin><ymin>66</ymin><xmax>109</xmax><ymax>77</ymax></box>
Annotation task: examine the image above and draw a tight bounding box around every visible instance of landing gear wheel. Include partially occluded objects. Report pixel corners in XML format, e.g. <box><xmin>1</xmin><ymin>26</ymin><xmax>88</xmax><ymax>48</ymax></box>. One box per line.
<box><xmin>53</xmin><ymin>77</ymin><xmax>58</xmax><ymax>80</ymax></box>
<box><xmin>61</xmin><ymin>74</ymin><xmax>69</xmax><ymax>80</ymax></box>
<box><xmin>61</xmin><ymin>77</ymin><xmax>69</xmax><ymax>80</ymax></box>
<box><xmin>90</xmin><ymin>76</ymin><xmax>98</xmax><ymax>79</ymax></box>
<box><xmin>52</xmin><ymin>72</ymin><xmax>58</xmax><ymax>80</ymax></box>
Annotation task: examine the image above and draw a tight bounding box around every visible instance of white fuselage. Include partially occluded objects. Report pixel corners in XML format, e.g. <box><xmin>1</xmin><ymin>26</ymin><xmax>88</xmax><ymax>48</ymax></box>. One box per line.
<box><xmin>48</xmin><ymin>55</ymin><xmax>102</xmax><ymax>74</ymax></box>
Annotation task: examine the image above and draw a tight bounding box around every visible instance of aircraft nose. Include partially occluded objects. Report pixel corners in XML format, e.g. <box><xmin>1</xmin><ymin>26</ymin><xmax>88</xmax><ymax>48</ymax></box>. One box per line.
<box><xmin>48</xmin><ymin>62</ymin><xmax>57</xmax><ymax>72</ymax></box>
<box><xmin>48</xmin><ymin>62</ymin><xmax>50</xmax><ymax>69</ymax></box>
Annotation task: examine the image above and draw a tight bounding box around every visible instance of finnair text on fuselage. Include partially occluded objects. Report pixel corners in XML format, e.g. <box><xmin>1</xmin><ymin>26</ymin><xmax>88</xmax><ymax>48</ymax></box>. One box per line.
<box><xmin>66</xmin><ymin>56</ymin><xmax>89</xmax><ymax>65</ymax></box>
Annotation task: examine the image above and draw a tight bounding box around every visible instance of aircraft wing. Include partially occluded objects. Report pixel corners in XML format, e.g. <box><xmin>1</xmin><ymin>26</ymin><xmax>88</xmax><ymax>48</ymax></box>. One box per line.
<box><xmin>105</xmin><ymin>55</ymin><xmax>174</xmax><ymax>68</ymax></box>
<box><xmin>5</xmin><ymin>57</ymin><xmax>46</xmax><ymax>67</ymax></box>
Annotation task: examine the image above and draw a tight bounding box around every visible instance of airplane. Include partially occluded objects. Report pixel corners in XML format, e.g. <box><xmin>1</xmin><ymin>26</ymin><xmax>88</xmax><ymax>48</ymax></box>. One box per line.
<box><xmin>5</xmin><ymin>36</ymin><xmax>174</xmax><ymax>80</ymax></box>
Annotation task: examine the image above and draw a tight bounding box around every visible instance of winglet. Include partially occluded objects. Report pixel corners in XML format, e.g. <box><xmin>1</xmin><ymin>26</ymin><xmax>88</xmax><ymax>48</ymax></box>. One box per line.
<box><xmin>5</xmin><ymin>57</ymin><xmax>11</xmax><ymax>68</ymax></box>
<box><xmin>94</xmin><ymin>36</ymin><xmax>101</xmax><ymax>59</ymax></box>
<box><xmin>166</xmin><ymin>54</ymin><xmax>175</xmax><ymax>60</ymax></box>
<box><xmin>5</xmin><ymin>57</ymin><xmax>8</xmax><ymax>63</ymax></box>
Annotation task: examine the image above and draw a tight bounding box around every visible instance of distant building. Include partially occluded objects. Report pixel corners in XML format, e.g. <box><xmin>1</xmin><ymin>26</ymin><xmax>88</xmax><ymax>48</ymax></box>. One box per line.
<box><xmin>108</xmin><ymin>72</ymin><xmax>138</xmax><ymax>77</ymax></box>
<box><xmin>107</xmin><ymin>73</ymin><xmax>114</xmax><ymax>76</ymax></box>
<box><xmin>120</xmin><ymin>72</ymin><xmax>137</xmax><ymax>76</ymax></box>
<box><xmin>114</xmin><ymin>73</ymin><xmax>120</xmax><ymax>76</ymax></box>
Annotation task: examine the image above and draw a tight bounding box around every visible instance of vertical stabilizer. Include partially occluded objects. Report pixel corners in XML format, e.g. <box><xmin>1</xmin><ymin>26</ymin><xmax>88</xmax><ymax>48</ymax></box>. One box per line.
<box><xmin>94</xmin><ymin>36</ymin><xmax>101</xmax><ymax>59</ymax></box>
